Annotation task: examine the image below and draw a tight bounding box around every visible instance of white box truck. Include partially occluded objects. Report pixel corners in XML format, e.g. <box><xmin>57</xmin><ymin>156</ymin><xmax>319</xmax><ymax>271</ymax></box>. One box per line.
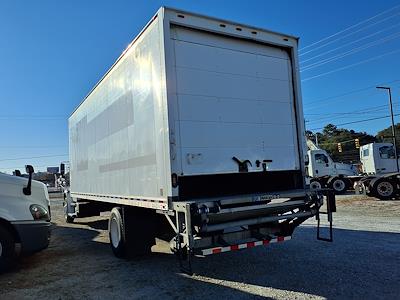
<box><xmin>66</xmin><ymin>7</ymin><xmax>335</xmax><ymax>269</ymax></box>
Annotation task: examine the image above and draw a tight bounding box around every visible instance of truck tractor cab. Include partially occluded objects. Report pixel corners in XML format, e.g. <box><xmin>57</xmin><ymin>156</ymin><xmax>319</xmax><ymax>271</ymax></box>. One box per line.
<box><xmin>0</xmin><ymin>165</ymin><xmax>51</xmax><ymax>272</ymax></box>
<box><xmin>307</xmin><ymin>149</ymin><xmax>357</xmax><ymax>193</ymax></box>
<box><xmin>360</xmin><ymin>143</ymin><xmax>399</xmax><ymax>175</ymax></box>
<box><xmin>308</xmin><ymin>149</ymin><xmax>357</xmax><ymax>178</ymax></box>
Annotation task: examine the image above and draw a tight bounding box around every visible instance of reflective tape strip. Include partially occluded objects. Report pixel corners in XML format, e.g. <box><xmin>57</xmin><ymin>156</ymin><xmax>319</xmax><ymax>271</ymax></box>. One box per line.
<box><xmin>201</xmin><ymin>236</ymin><xmax>291</xmax><ymax>256</ymax></box>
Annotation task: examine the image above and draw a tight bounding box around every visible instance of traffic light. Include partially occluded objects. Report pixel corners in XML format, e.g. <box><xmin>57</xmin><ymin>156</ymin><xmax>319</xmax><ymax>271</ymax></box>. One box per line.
<box><xmin>355</xmin><ymin>138</ymin><xmax>360</xmax><ymax>148</ymax></box>
<box><xmin>337</xmin><ymin>143</ymin><xmax>342</xmax><ymax>152</ymax></box>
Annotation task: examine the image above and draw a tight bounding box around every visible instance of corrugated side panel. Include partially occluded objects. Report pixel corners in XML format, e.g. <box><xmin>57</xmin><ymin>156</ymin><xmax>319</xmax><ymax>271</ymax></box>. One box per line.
<box><xmin>69</xmin><ymin>17</ymin><xmax>169</xmax><ymax>202</ymax></box>
<box><xmin>171</xmin><ymin>25</ymin><xmax>299</xmax><ymax>175</ymax></box>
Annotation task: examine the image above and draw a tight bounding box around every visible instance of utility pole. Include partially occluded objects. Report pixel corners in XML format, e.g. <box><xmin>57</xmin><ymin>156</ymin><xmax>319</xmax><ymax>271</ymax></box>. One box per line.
<box><xmin>376</xmin><ymin>86</ymin><xmax>399</xmax><ymax>172</ymax></box>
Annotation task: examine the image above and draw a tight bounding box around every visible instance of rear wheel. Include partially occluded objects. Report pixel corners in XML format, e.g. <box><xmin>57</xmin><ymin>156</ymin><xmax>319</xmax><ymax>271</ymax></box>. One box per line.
<box><xmin>329</xmin><ymin>177</ymin><xmax>347</xmax><ymax>194</ymax></box>
<box><xmin>0</xmin><ymin>225</ymin><xmax>17</xmax><ymax>273</ymax></box>
<box><xmin>371</xmin><ymin>179</ymin><xmax>395</xmax><ymax>200</ymax></box>
<box><xmin>310</xmin><ymin>179</ymin><xmax>322</xmax><ymax>191</ymax></box>
<box><xmin>109</xmin><ymin>207</ymin><xmax>126</xmax><ymax>258</ymax></box>
<box><xmin>108</xmin><ymin>207</ymin><xmax>155</xmax><ymax>259</ymax></box>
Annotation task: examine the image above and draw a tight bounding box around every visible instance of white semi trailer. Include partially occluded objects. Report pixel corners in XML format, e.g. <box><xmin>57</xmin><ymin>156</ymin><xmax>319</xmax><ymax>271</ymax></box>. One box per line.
<box><xmin>65</xmin><ymin>7</ymin><xmax>334</xmax><ymax>269</ymax></box>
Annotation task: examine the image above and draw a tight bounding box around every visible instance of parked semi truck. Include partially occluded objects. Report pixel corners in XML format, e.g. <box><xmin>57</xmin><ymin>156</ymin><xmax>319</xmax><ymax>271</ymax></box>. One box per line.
<box><xmin>306</xmin><ymin>139</ymin><xmax>358</xmax><ymax>193</ymax></box>
<box><xmin>306</xmin><ymin>139</ymin><xmax>400</xmax><ymax>198</ymax></box>
<box><xmin>356</xmin><ymin>142</ymin><xmax>400</xmax><ymax>199</ymax></box>
<box><xmin>65</xmin><ymin>7</ymin><xmax>335</xmax><ymax>268</ymax></box>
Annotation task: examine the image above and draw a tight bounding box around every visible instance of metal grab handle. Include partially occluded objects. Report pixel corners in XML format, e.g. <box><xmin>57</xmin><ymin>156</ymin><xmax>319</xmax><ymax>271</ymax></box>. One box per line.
<box><xmin>232</xmin><ymin>156</ymin><xmax>252</xmax><ymax>173</ymax></box>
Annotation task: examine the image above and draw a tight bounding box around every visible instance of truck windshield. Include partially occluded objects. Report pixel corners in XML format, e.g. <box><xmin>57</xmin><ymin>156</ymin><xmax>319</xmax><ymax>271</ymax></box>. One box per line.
<box><xmin>379</xmin><ymin>146</ymin><xmax>395</xmax><ymax>159</ymax></box>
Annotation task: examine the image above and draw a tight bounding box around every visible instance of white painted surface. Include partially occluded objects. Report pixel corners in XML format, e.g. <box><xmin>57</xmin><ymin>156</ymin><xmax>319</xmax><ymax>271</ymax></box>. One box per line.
<box><xmin>170</xmin><ymin>26</ymin><xmax>299</xmax><ymax>175</ymax></box>
<box><xmin>69</xmin><ymin>16</ymin><xmax>170</xmax><ymax>203</ymax></box>
<box><xmin>0</xmin><ymin>173</ymin><xmax>49</xmax><ymax>221</ymax></box>
<box><xmin>360</xmin><ymin>142</ymin><xmax>399</xmax><ymax>174</ymax></box>
<box><xmin>307</xmin><ymin>149</ymin><xmax>357</xmax><ymax>177</ymax></box>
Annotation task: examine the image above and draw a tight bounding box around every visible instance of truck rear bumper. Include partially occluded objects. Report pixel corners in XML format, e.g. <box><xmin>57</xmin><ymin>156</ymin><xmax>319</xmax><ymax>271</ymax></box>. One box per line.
<box><xmin>200</xmin><ymin>235</ymin><xmax>291</xmax><ymax>256</ymax></box>
<box><xmin>170</xmin><ymin>190</ymin><xmax>323</xmax><ymax>255</ymax></box>
<box><xmin>12</xmin><ymin>221</ymin><xmax>51</xmax><ymax>254</ymax></box>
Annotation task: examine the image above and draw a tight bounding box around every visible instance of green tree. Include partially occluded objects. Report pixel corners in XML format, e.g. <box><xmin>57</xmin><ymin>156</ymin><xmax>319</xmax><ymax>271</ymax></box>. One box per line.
<box><xmin>376</xmin><ymin>123</ymin><xmax>400</xmax><ymax>151</ymax></box>
<box><xmin>308</xmin><ymin>124</ymin><xmax>376</xmax><ymax>162</ymax></box>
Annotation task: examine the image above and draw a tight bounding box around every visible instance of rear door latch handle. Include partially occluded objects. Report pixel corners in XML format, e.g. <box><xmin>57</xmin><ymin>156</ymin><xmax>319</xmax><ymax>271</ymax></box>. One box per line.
<box><xmin>232</xmin><ymin>156</ymin><xmax>252</xmax><ymax>172</ymax></box>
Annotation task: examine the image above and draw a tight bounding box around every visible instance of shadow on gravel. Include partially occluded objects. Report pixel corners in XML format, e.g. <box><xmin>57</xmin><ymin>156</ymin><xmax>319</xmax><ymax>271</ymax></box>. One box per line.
<box><xmin>1</xmin><ymin>221</ymin><xmax>399</xmax><ymax>299</ymax></box>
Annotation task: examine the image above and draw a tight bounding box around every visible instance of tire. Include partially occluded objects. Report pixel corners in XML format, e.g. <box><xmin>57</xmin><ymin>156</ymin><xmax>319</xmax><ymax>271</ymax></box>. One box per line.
<box><xmin>310</xmin><ymin>179</ymin><xmax>322</xmax><ymax>191</ymax></box>
<box><xmin>108</xmin><ymin>207</ymin><xmax>155</xmax><ymax>259</ymax></box>
<box><xmin>371</xmin><ymin>179</ymin><xmax>395</xmax><ymax>200</ymax></box>
<box><xmin>109</xmin><ymin>207</ymin><xmax>126</xmax><ymax>258</ymax></box>
<box><xmin>0</xmin><ymin>225</ymin><xmax>17</xmax><ymax>273</ymax></box>
<box><xmin>329</xmin><ymin>177</ymin><xmax>348</xmax><ymax>194</ymax></box>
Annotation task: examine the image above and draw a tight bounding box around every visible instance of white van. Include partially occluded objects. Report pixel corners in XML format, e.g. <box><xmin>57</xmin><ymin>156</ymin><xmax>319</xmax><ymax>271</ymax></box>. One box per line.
<box><xmin>0</xmin><ymin>166</ymin><xmax>51</xmax><ymax>271</ymax></box>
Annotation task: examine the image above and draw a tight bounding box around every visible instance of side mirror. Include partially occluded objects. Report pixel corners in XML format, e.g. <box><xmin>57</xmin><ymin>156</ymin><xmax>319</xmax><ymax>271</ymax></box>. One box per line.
<box><xmin>23</xmin><ymin>165</ymin><xmax>35</xmax><ymax>196</ymax></box>
<box><xmin>14</xmin><ymin>170</ymin><xmax>22</xmax><ymax>177</ymax></box>
<box><xmin>60</xmin><ymin>163</ymin><xmax>65</xmax><ymax>176</ymax></box>
<box><xmin>26</xmin><ymin>165</ymin><xmax>34</xmax><ymax>174</ymax></box>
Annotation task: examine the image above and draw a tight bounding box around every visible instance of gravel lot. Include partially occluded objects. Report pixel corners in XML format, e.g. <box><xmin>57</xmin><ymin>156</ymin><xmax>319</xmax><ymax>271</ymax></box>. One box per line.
<box><xmin>1</xmin><ymin>195</ymin><xmax>399</xmax><ymax>299</ymax></box>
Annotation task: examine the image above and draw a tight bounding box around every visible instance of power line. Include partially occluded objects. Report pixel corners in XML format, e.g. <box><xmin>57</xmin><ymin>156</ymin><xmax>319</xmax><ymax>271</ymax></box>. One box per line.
<box><xmin>304</xmin><ymin>79</ymin><xmax>400</xmax><ymax>105</ymax></box>
<box><xmin>306</xmin><ymin>89</ymin><xmax>382</xmax><ymax>111</ymax></box>
<box><xmin>302</xmin><ymin>48</ymin><xmax>400</xmax><ymax>82</ymax></box>
<box><xmin>300</xmin><ymin>12</ymin><xmax>400</xmax><ymax>56</ymax></box>
<box><xmin>301</xmin><ymin>31</ymin><xmax>400</xmax><ymax>71</ymax></box>
<box><xmin>305</xmin><ymin>101</ymin><xmax>400</xmax><ymax>119</ymax></box>
<box><xmin>0</xmin><ymin>154</ymin><xmax>68</xmax><ymax>162</ymax></box>
<box><xmin>305</xmin><ymin>84</ymin><xmax>400</xmax><ymax>112</ymax></box>
<box><xmin>299</xmin><ymin>4</ymin><xmax>400</xmax><ymax>53</ymax></box>
<box><xmin>300</xmin><ymin>22</ymin><xmax>400</xmax><ymax>64</ymax></box>
<box><xmin>306</xmin><ymin>109</ymin><xmax>395</xmax><ymax>124</ymax></box>
<box><xmin>317</xmin><ymin>138</ymin><xmax>364</xmax><ymax>146</ymax></box>
<box><xmin>306</xmin><ymin>102</ymin><xmax>400</xmax><ymax>124</ymax></box>
<box><xmin>308</xmin><ymin>113</ymin><xmax>400</xmax><ymax>131</ymax></box>
<box><xmin>305</xmin><ymin>102</ymin><xmax>400</xmax><ymax>116</ymax></box>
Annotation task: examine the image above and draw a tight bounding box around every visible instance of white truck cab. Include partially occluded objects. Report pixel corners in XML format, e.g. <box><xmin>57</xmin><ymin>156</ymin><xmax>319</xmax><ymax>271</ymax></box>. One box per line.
<box><xmin>360</xmin><ymin>142</ymin><xmax>399</xmax><ymax>174</ymax></box>
<box><xmin>305</xmin><ymin>139</ymin><xmax>358</xmax><ymax>193</ymax></box>
<box><xmin>0</xmin><ymin>166</ymin><xmax>51</xmax><ymax>272</ymax></box>
<box><xmin>307</xmin><ymin>149</ymin><xmax>358</xmax><ymax>178</ymax></box>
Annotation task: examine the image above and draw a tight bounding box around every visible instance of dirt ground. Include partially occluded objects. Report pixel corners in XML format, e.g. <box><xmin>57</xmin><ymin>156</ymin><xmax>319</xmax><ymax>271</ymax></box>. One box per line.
<box><xmin>0</xmin><ymin>195</ymin><xmax>399</xmax><ymax>299</ymax></box>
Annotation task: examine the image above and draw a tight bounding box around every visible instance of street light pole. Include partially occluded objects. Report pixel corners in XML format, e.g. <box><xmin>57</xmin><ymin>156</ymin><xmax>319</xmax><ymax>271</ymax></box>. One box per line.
<box><xmin>376</xmin><ymin>86</ymin><xmax>399</xmax><ymax>172</ymax></box>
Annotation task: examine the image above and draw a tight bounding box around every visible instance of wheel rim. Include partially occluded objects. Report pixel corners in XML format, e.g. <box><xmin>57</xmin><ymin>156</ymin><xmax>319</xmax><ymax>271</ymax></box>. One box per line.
<box><xmin>376</xmin><ymin>181</ymin><xmax>393</xmax><ymax>197</ymax></box>
<box><xmin>110</xmin><ymin>217</ymin><xmax>121</xmax><ymax>248</ymax></box>
<box><xmin>333</xmin><ymin>179</ymin><xmax>346</xmax><ymax>192</ymax></box>
<box><xmin>310</xmin><ymin>181</ymin><xmax>322</xmax><ymax>190</ymax></box>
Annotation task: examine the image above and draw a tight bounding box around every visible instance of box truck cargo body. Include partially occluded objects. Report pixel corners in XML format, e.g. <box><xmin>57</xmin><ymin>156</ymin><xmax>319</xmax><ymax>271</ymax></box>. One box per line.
<box><xmin>67</xmin><ymin>7</ymin><xmax>332</xmax><ymax>264</ymax></box>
